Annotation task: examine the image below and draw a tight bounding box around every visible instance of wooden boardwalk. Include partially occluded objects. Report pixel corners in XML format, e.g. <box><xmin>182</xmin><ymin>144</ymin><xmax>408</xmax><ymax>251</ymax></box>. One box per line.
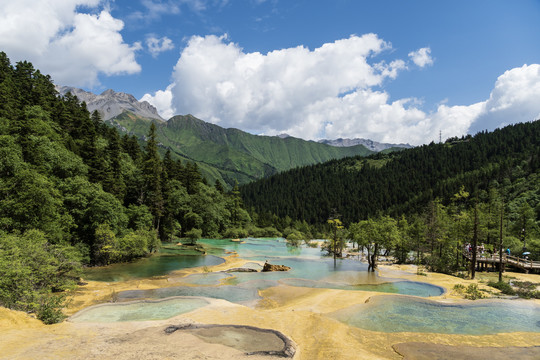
<box><xmin>463</xmin><ymin>251</ymin><xmax>540</xmax><ymax>273</ymax></box>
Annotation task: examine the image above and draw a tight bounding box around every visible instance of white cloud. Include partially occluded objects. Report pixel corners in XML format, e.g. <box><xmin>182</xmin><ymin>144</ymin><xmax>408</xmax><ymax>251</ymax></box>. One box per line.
<box><xmin>0</xmin><ymin>0</ymin><xmax>141</xmax><ymax>87</ymax></box>
<box><xmin>168</xmin><ymin>34</ymin><xmax>406</xmax><ymax>132</ymax></box>
<box><xmin>146</xmin><ymin>36</ymin><xmax>175</xmax><ymax>57</ymax></box>
<box><xmin>408</xmin><ymin>47</ymin><xmax>433</xmax><ymax>68</ymax></box>
<box><xmin>469</xmin><ymin>64</ymin><xmax>540</xmax><ymax>133</ymax></box>
<box><xmin>141</xmin><ymin>85</ymin><xmax>176</xmax><ymax>119</ymax></box>
<box><xmin>148</xmin><ymin>34</ymin><xmax>540</xmax><ymax>145</ymax></box>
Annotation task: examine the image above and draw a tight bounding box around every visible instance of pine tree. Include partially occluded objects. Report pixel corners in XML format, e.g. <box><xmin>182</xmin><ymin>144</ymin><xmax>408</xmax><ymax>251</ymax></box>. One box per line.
<box><xmin>142</xmin><ymin>122</ymin><xmax>164</xmax><ymax>230</ymax></box>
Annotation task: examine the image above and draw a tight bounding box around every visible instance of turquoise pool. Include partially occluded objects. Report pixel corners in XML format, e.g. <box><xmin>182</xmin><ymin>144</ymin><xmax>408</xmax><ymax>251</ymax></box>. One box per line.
<box><xmin>83</xmin><ymin>254</ymin><xmax>224</xmax><ymax>282</ymax></box>
<box><xmin>69</xmin><ymin>297</ymin><xmax>209</xmax><ymax>323</ymax></box>
<box><xmin>330</xmin><ymin>295</ymin><xmax>540</xmax><ymax>334</ymax></box>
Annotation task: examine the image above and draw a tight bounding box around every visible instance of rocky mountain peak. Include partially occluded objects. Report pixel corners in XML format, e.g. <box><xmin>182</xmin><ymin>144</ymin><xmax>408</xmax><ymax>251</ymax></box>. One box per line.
<box><xmin>56</xmin><ymin>86</ymin><xmax>164</xmax><ymax>122</ymax></box>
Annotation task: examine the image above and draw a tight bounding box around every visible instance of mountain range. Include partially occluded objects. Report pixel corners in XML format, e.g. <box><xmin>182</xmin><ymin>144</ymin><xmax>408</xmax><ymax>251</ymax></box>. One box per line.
<box><xmin>319</xmin><ymin>138</ymin><xmax>412</xmax><ymax>152</ymax></box>
<box><xmin>57</xmin><ymin>86</ymin><xmax>410</xmax><ymax>187</ymax></box>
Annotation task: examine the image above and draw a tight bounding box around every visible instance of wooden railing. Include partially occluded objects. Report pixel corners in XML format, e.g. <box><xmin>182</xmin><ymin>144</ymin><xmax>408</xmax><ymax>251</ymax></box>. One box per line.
<box><xmin>505</xmin><ymin>255</ymin><xmax>540</xmax><ymax>270</ymax></box>
<box><xmin>463</xmin><ymin>251</ymin><xmax>540</xmax><ymax>271</ymax></box>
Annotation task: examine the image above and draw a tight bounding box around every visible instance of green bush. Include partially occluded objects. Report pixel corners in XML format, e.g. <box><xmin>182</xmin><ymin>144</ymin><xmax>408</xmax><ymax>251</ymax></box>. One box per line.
<box><xmin>37</xmin><ymin>294</ymin><xmax>67</xmax><ymax>324</ymax></box>
<box><xmin>286</xmin><ymin>230</ymin><xmax>305</xmax><ymax>241</ymax></box>
<box><xmin>452</xmin><ymin>283</ymin><xmax>465</xmax><ymax>293</ymax></box>
<box><xmin>487</xmin><ymin>281</ymin><xmax>515</xmax><ymax>295</ymax></box>
<box><xmin>0</xmin><ymin>230</ymin><xmax>80</xmax><ymax>323</ymax></box>
<box><xmin>512</xmin><ymin>281</ymin><xmax>540</xmax><ymax>299</ymax></box>
<box><xmin>116</xmin><ymin>230</ymin><xmax>149</xmax><ymax>260</ymax></box>
<box><xmin>464</xmin><ymin>283</ymin><xmax>485</xmax><ymax>300</ymax></box>
<box><xmin>222</xmin><ymin>227</ymin><xmax>249</xmax><ymax>239</ymax></box>
<box><xmin>185</xmin><ymin>228</ymin><xmax>202</xmax><ymax>245</ymax></box>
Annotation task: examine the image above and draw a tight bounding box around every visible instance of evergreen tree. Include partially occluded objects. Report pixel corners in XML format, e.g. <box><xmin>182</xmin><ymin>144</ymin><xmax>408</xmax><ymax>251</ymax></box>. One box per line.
<box><xmin>142</xmin><ymin>122</ymin><xmax>164</xmax><ymax>230</ymax></box>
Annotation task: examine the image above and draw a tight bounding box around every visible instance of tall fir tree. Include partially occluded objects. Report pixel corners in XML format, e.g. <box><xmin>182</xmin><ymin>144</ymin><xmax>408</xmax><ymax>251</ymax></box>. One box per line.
<box><xmin>142</xmin><ymin>122</ymin><xmax>164</xmax><ymax>230</ymax></box>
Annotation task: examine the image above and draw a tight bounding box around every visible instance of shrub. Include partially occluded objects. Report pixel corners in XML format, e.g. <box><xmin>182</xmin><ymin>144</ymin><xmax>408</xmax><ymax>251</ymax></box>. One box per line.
<box><xmin>37</xmin><ymin>294</ymin><xmax>66</xmax><ymax>324</ymax></box>
<box><xmin>185</xmin><ymin>228</ymin><xmax>202</xmax><ymax>245</ymax></box>
<box><xmin>286</xmin><ymin>230</ymin><xmax>305</xmax><ymax>241</ymax></box>
<box><xmin>452</xmin><ymin>283</ymin><xmax>465</xmax><ymax>294</ymax></box>
<box><xmin>487</xmin><ymin>281</ymin><xmax>515</xmax><ymax>295</ymax></box>
<box><xmin>464</xmin><ymin>283</ymin><xmax>485</xmax><ymax>300</ymax></box>
<box><xmin>222</xmin><ymin>227</ymin><xmax>249</xmax><ymax>239</ymax></box>
<box><xmin>512</xmin><ymin>281</ymin><xmax>540</xmax><ymax>299</ymax></box>
<box><xmin>0</xmin><ymin>230</ymin><xmax>80</xmax><ymax>324</ymax></box>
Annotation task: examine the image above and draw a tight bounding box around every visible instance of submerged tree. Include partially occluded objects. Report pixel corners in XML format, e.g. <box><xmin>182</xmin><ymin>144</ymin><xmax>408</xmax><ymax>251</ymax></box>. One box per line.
<box><xmin>327</xmin><ymin>217</ymin><xmax>344</xmax><ymax>267</ymax></box>
<box><xmin>349</xmin><ymin>215</ymin><xmax>399</xmax><ymax>272</ymax></box>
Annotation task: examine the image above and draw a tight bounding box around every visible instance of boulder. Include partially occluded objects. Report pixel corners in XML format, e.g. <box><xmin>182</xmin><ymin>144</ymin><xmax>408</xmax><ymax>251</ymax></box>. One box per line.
<box><xmin>262</xmin><ymin>262</ymin><xmax>291</xmax><ymax>272</ymax></box>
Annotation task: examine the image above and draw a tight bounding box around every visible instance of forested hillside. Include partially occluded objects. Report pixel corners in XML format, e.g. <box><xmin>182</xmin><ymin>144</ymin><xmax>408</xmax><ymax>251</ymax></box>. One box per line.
<box><xmin>109</xmin><ymin>112</ymin><xmax>375</xmax><ymax>187</ymax></box>
<box><xmin>241</xmin><ymin>120</ymin><xmax>540</xmax><ymax>274</ymax></box>
<box><xmin>0</xmin><ymin>53</ymin><xmax>252</xmax><ymax>321</ymax></box>
<box><xmin>241</xmin><ymin>121</ymin><xmax>540</xmax><ymax>224</ymax></box>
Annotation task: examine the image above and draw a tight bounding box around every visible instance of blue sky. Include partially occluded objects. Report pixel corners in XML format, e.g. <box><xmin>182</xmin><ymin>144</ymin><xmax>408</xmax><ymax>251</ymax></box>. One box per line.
<box><xmin>1</xmin><ymin>0</ymin><xmax>539</xmax><ymax>144</ymax></box>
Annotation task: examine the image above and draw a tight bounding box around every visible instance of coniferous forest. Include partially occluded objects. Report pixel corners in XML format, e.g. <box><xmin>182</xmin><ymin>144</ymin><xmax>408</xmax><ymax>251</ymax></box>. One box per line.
<box><xmin>0</xmin><ymin>53</ymin><xmax>254</xmax><ymax>322</ymax></box>
<box><xmin>241</xmin><ymin>120</ymin><xmax>540</xmax><ymax>273</ymax></box>
<box><xmin>241</xmin><ymin>122</ymin><xmax>539</xmax><ymax>224</ymax></box>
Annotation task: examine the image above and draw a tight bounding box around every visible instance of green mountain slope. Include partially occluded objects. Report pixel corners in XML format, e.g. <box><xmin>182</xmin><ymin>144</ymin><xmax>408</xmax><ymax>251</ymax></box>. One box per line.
<box><xmin>108</xmin><ymin>113</ymin><xmax>374</xmax><ymax>186</ymax></box>
<box><xmin>240</xmin><ymin>121</ymin><xmax>540</xmax><ymax>224</ymax></box>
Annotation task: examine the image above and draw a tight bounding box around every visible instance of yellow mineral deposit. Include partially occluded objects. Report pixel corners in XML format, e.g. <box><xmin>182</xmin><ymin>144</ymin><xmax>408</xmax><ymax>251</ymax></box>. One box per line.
<box><xmin>1</xmin><ymin>256</ymin><xmax>539</xmax><ymax>360</ymax></box>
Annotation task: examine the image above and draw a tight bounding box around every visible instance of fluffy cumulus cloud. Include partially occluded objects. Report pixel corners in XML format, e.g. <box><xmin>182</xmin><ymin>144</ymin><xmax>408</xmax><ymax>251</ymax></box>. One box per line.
<box><xmin>147</xmin><ymin>34</ymin><xmax>412</xmax><ymax>134</ymax></box>
<box><xmin>140</xmin><ymin>84</ymin><xmax>176</xmax><ymax>119</ymax></box>
<box><xmin>469</xmin><ymin>64</ymin><xmax>540</xmax><ymax>133</ymax></box>
<box><xmin>143</xmin><ymin>35</ymin><xmax>540</xmax><ymax>145</ymax></box>
<box><xmin>0</xmin><ymin>0</ymin><xmax>141</xmax><ymax>87</ymax></box>
<box><xmin>408</xmin><ymin>47</ymin><xmax>434</xmax><ymax>68</ymax></box>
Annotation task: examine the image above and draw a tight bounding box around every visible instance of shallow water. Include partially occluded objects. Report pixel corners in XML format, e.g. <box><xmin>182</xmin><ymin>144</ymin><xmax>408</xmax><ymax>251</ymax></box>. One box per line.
<box><xmin>69</xmin><ymin>297</ymin><xmax>209</xmax><ymax>322</ymax></box>
<box><xmin>108</xmin><ymin>239</ymin><xmax>443</xmax><ymax>304</ymax></box>
<box><xmin>280</xmin><ymin>278</ymin><xmax>443</xmax><ymax>297</ymax></box>
<box><xmin>107</xmin><ymin>238</ymin><xmax>443</xmax><ymax>303</ymax></box>
<box><xmin>180</xmin><ymin>272</ymin><xmax>233</xmax><ymax>285</ymax></box>
<box><xmin>186</xmin><ymin>326</ymin><xmax>287</xmax><ymax>354</ymax></box>
<box><xmin>118</xmin><ymin>283</ymin><xmax>264</xmax><ymax>304</ymax></box>
<box><xmin>330</xmin><ymin>295</ymin><xmax>540</xmax><ymax>334</ymax></box>
<box><xmin>84</xmin><ymin>254</ymin><xmax>224</xmax><ymax>282</ymax></box>
<box><xmin>75</xmin><ymin>238</ymin><xmax>537</xmax><ymax>336</ymax></box>
<box><xmin>199</xmin><ymin>237</ymin><xmax>323</xmax><ymax>259</ymax></box>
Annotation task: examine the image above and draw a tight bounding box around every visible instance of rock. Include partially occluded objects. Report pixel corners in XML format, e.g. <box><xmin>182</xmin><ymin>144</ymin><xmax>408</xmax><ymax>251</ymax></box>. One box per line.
<box><xmin>262</xmin><ymin>262</ymin><xmax>291</xmax><ymax>272</ymax></box>
<box><xmin>225</xmin><ymin>268</ymin><xmax>259</xmax><ymax>273</ymax></box>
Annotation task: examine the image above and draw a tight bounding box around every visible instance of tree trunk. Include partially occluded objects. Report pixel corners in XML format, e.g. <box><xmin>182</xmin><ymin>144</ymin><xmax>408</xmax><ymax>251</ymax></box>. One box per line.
<box><xmin>498</xmin><ymin>206</ymin><xmax>504</xmax><ymax>282</ymax></box>
<box><xmin>471</xmin><ymin>199</ymin><xmax>478</xmax><ymax>279</ymax></box>
<box><xmin>370</xmin><ymin>243</ymin><xmax>379</xmax><ymax>272</ymax></box>
<box><xmin>367</xmin><ymin>246</ymin><xmax>373</xmax><ymax>272</ymax></box>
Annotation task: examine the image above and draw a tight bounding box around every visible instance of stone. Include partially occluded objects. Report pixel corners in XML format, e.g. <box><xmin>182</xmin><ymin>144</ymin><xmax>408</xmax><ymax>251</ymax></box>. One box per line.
<box><xmin>262</xmin><ymin>262</ymin><xmax>291</xmax><ymax>272</ymax></box>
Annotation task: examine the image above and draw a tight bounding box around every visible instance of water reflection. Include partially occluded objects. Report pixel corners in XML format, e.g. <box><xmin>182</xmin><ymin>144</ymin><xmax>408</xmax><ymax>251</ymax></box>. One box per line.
<box><xmin>84</xmin><ymin>254</ymin><xmax>224</xmax><ymax>282</ymax></box>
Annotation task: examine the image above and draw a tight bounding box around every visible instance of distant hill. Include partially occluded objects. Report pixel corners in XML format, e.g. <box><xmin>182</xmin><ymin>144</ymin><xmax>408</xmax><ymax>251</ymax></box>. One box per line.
<box><xmin>319</xmin><ymin>138</ymin><xmax>412</xmax><ymax>152</ymax></box>
<box><xmin>110</xmin><ymin>113</ymin><xmax>375</xmax><ymax>187</ymax></box>
<box><xmin>58</xmin><ymin>86</ymin><xmax>418</xmax><ymax>187</ymax></box>
<box><xmin>241</xmin><ymin>121</ymin><xmax>540</xmax><ymax>224</ymax></box>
